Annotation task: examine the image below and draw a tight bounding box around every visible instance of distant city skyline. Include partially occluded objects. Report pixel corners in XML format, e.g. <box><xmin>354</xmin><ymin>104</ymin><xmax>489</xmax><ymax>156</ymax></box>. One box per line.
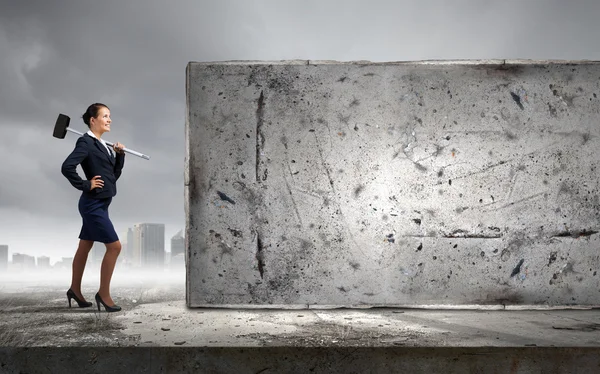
<box><xmin>0</xmin><ymin>223</ymin><xmax>186</xmax><ymax>269</ymax></box>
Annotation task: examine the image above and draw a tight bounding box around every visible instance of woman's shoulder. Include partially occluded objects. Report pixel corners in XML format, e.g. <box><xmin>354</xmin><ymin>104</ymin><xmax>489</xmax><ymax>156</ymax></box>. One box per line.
<box><xmin>77</xmin><ymin>133</ymin><xmax>93</xmax><ymax>144</ymax></box>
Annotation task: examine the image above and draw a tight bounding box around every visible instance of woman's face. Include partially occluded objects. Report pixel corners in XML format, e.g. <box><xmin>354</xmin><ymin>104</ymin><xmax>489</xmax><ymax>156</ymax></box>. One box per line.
<box><xmin>91</xmin><ymin>106</ymin><xmax>111</xmax><ymax>133</ymax></box>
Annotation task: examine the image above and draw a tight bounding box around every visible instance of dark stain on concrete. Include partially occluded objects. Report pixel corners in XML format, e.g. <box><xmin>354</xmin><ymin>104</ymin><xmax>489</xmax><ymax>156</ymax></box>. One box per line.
<box><xmin>337</xmin><ymin>76</ymin><xmax>348</xmax><ymax>83</ymax></box>
<box><xmin>510</xmin><ymin>92</ymin><xmax>524</xmax><ymax>110</ymax></box>
<box><xmin>548</xmin><ymin>103</ymin><xmax>557</xmax><ymax>117</ymax></box>
<box><xmin>510</xmin><ymin>259</ymin><xmax>525</xmax><ymax>277</ymax></box>
<box><xmin>443</xmin><ymin>229</ymin><xmax>502</xmax><ymax>239</ymax></box>
<box><xmin>547</xmin><ymin>252</ymin><xmax>558</xmax><ymax>267</ymax></box>
<box><xmin>492</xmin><ymin>64</ymin><xmax>525</xmax><ymax>75</ymax></box>
<box><xmin>414</xmin><ymin>162</ymin><xmax>428</xmax><ymax>172</ymax></box>
<box><xmin>300</xmin><ymin>239</ymin><xmax>313</xmax><ymax>254</ymax></box>
<box><xmin>217</xmin><ymin>191</ymin><xmax>236</xmax><ymax>205</ymax></box>
<box><xmin>552</xmin><ymin>323</ymin><xmax>600</xmax><ymax>332</ymax></box>
<box><xmin>349</xmin><ymin>262</ymin><xmax>361</xmax><ymax>270</ymax></box>
<box><xmin>256</xmin><ymin>234</ymin><xmax>265</xmax><ymax>279</ymax></box>
<box><xmin>473</xmin><ymin>291</ymin><xmax>524</xmax><ymax>306</ymax></box>
<box><xmin>354</xmin><ymin>185</ymin><xmax>364</xmax><ymax>198</ymax></box>
<box><xmin>187</xmin><ymin>152</ymin><xmax>199</xmax><ymax>202</ymax></box>
<box><xmin>228</xmin><ymin>228</ymin><xmax>243</xmax><ymax>238</ymax></box>
<box><xmin>582</xmin><ymin>132</ymin><xmax>591</xmax><ymax>145</ymax></box>
<box><xmin>552</xmin><ymin>229</ymin><xmax>598</xmax><ymax>239</ymax></box>
<box><xmin>434</xmin><ymin>144</ymin><xmax>446</xmax><ymax>157</ymax></box>
<box><xmin>338</xmin><ymin>113</ymin><xmax>351</xmax><ymax>124</ymax></box>
<box><xmin>413</xmin><ymin>219</ymin><xmax>422</xmax><ymax>225</ymax></box>
<box><xmin>255</xmin><ymin>91</ymin><xmax>265</xmax><ymax>182</ymax></box>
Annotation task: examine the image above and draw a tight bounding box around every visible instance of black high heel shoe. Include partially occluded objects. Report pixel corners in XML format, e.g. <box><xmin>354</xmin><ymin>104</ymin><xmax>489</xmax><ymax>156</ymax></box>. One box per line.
<box><xmin>66</xmin><ymin>288</ymin><xmax>92</xmax><ymax>308</ymax></box>
<box><xmin>95</xmin><ymin>292</ymin><xmax>122</xmax><ymax>312</ymax></box>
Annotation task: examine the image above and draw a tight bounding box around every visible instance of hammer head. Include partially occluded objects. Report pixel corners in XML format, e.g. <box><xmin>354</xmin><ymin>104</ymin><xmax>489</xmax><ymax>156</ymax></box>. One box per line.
<box><xmin>53</xmin><ymin>113</ymin><xmax>70</xmax><ymax>139</ymax></box>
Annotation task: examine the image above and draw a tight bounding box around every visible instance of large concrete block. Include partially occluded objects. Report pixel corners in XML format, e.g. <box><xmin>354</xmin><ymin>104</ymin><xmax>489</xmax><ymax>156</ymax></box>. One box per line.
<box><xmin>185</xmin><ymin>60</ymin><xmax>600</xmax><ymax>307</ymax></box>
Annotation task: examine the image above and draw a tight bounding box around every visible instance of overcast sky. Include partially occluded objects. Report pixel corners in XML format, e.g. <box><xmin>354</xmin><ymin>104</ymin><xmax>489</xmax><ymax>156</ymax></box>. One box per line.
<box><xmin>1</xmin><ymin>0</ymin><xmax>599</xmax><ymax>264</ymax></box>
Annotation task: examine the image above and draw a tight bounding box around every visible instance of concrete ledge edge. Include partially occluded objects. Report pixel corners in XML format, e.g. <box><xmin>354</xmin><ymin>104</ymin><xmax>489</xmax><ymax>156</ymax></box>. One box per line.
<box><xmin>186</xmin><ymin>303</ymin><xmax>599</xmax><ymax>310</ymax></box>
<box><xmin>187</xmin><ymin>59</ymin><xmax>600</xmax><ymax>66</ymax></box>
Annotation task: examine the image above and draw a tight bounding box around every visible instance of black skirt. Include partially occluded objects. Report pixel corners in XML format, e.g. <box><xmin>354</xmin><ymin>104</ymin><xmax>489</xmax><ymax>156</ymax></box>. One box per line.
<box><xmin>78</xmin><ymin>194</ymin><xmax>119</xmax><ymax>243</ymax></box>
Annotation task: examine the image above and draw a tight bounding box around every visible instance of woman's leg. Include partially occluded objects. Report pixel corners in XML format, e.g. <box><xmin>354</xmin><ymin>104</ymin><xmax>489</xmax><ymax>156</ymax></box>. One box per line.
<box><xmin>98</xmin><ymin>240</ymin><xmax>122</xmax><ymax>306</ymax></box>
<box><xmin>70</xmin><ymin>239</ymin><xmax>94</xmax><ymax>300</ymax></box>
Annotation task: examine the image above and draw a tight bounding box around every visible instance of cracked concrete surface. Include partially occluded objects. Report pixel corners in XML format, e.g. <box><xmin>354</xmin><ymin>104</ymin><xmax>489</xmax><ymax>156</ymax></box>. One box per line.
<box><xmin>185</xmin><ymin>60</ymin><xmax>600</xmax><ymax>307</ymax></box>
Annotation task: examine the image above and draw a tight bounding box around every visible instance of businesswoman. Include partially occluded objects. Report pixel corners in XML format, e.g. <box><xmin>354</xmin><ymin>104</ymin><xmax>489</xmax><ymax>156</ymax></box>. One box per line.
<box><xmin>61</xmin><ymin>103</ymin><xmax>126</xmax><ymax>312</ymax></box>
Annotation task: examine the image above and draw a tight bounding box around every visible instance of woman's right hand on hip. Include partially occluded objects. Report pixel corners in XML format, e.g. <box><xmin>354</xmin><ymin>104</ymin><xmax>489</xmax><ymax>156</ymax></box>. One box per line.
<box><xmin>90</xmin><ymin>175</ymin><xmax>104</xmax><ymax>190</ymax></box>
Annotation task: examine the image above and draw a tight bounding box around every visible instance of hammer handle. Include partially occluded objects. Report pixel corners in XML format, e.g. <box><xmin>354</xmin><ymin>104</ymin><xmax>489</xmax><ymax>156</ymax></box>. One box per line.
<box><xmin>66</xmin><ymin>128</ymin><xmax>150</xmax><ymax>160</ymax></box>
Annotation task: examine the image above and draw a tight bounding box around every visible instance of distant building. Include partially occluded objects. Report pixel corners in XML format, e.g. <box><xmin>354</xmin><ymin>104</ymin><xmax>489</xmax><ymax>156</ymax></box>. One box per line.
<box><xmin>54</xmin><ymin>257</ymin><xmax>74</xmax><ymax>269</ymax></box>
<box><xmin>37</xmin><ymin>256</ymin><xmax>51</xmax><ymax>269</ymax></box>
<box><xmin>126</xmin><ymin>227</ymin><xmax>134</xmax><ymax>262</ymax></box>
<box><xmin>171</xmin><ymin>230</ymin><xmax>184</xmax><ymax>257</ymax></box>
<box><xmin>133</xmin><ymin>223</ymin><xmax>165</xmax><ymax>269</ymax></box>
<box><xmin>170</xmin><ymin>230</ymin><xmax>185</xmax><ymax>269</ymax></box>
<box><xmin>12</xmin><ymin>253</ymin><xmax>36</xmax><ymax>270</ymax></box>
<box><xmin>170</xmin><ymin>253</ymin><xmax>185</xmax><ymax>270</ymax></box>
<box><xmin>0</xmin><ymin>245</ymin><xmax>7</xmax><ymax>271</ymax></box>
<box><xmin>90</xmin><ymin>242</ymin><xmax>105</xmax><ymax>267</ymax></box>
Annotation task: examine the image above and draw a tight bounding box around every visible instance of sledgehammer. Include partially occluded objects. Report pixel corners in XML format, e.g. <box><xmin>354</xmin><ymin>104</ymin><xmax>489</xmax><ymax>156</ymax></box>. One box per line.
<box><xmin>53</xmin><ymin>113</ymin><xmax>150</xmax><ymax>160</ymax></box>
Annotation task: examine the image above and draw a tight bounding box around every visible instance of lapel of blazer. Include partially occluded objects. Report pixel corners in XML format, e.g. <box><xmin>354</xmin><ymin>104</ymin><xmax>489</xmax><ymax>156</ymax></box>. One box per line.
<box><xmin>105</xmin><ymin>143</ymin><xmax>116</xmax><ymax>166</ymax></box>
<box><xmin>86</xmin><ymin>134</ymin><xmax>115</xmax><ymax>165</ymax></box>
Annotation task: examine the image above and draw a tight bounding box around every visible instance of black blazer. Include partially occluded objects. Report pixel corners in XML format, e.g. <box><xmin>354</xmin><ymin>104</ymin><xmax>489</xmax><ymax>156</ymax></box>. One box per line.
<box><xmin>61</xmin><ymin>133</ymin><xmax>125</xmax><ymax>199</ymax></box>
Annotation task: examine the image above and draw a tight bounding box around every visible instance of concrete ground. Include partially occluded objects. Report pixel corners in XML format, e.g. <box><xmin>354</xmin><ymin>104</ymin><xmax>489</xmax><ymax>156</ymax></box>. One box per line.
<box><xmin>1</xmin><ymin>271</ymin><xmax>599</xmax><ymax>348</ymax></box>
<box><xmin>2</xmin><ymin>272</ymin><xmax>600</xmax><ymax>372</ymax></box>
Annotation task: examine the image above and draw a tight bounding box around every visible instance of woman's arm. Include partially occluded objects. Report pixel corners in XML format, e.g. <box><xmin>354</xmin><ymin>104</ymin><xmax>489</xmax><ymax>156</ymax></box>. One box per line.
<box><xmin>114</xmin><ymin>152</ymin><xmax>125</xmax><ymax>180</ymax></box>
<box><xmin>61</xmin><ymin>137</ymin><xmax>91</xmax><ymax>191</ymax></box>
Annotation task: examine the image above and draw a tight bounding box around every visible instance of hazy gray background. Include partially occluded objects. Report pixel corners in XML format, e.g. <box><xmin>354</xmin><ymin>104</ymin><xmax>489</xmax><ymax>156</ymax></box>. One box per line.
<box><xmin>1</xmin><ymin>0</ymin><xmax>599</xmax><ymax>265</ymax></box>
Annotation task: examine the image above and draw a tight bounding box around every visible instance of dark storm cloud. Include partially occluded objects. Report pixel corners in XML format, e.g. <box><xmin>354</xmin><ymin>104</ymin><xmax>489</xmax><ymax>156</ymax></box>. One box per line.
<box><xmin>0</xmin><ymin>0</ymin><xmax>226</xmax><ymax>226</ymax></box>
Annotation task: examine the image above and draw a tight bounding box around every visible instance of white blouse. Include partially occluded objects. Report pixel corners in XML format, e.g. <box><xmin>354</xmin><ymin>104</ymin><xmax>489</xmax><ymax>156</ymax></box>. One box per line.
<box><xmin>87</xmin><ymin>130</ymin><xmax>113</xmax><ymax>157</ymax></box>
